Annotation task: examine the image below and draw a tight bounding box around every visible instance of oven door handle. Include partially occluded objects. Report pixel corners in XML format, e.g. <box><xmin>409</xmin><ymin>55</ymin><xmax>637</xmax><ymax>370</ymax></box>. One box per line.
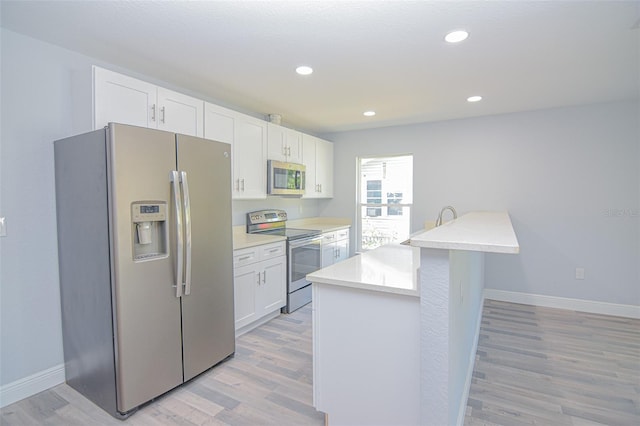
<box><xmin>288</xmin><ymin>235</ymin><xmax>323</xmax><ymax>248</ymax></box>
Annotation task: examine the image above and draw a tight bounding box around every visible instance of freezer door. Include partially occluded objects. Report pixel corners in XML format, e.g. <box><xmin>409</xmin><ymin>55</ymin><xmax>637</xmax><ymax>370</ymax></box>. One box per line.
<box><xmin>176</xmin><ymin>134</ymin><xmax>235</xmax><ymax>381</ymax></box>
<box><xmin>108</xmin><ymin>124</ymin><xmax>184</xmax><ymax>413</ymax></box>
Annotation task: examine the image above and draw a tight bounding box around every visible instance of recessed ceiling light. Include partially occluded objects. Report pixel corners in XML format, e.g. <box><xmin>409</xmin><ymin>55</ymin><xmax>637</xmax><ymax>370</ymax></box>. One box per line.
<box><xmin>363</xmin><ymin>111</ymin><xmax>376</xmax><ymax>117</ymax></box>
<box><xmin>445</xmin><ymin>30</ymin><xmax>469</xmax><ymax>43</ymax></box>
<box><xmin>296</xmin><ymin>65</ymin><xmax>313</xmax><ymax>75</ymax></box>
<box><xmin>467</xmin><ymin>95</ymin><xmax>482</xmax><ymax>102</ymax></box>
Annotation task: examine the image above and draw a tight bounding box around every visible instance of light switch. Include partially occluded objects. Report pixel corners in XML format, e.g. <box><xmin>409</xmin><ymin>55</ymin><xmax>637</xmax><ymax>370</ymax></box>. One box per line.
<box><xmin>575</xmin><ymin>267</ymin><xmax>585</xmax><ymax>280</ymax></box>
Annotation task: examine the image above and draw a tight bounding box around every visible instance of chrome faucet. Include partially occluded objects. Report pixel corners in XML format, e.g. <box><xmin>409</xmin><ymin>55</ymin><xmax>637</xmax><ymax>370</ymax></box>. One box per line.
<box><xmin>435</xmin><ymin>205</ymin><xmax>457</xmax><ymax>227</ymax></box>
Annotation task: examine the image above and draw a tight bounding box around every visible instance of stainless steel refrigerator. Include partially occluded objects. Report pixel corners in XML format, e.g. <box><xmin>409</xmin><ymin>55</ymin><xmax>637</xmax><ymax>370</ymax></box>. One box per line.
<box><xmin>54</xmin><ymin>123</ymin><xmax>235</xmax><ymax>419</ymax></box>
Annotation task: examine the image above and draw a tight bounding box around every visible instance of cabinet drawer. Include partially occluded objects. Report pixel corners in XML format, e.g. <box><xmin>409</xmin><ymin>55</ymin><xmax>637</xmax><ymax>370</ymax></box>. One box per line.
<box><xmin>260</xmin><ymin>242</ymin><xmax>286</xmax><ymax>260</ymax></box>
<box><xmin>322</xmin><ymin>232</ymin><xmax>337</xmax><ymax>244</ymax></box>
<box><xmin>336</xmin><ymin>228</ymin><xmax>349</xmax><ymax>240</ymax></box>
<box><xmin>234</xmin><ymin>241</ymin><xmax>285</xmax><ymax>268</ymax></box>
<box><xmin>233</xmin><ymin>247</ymin><xmax>259</xmax><ymax>268</ymax></box>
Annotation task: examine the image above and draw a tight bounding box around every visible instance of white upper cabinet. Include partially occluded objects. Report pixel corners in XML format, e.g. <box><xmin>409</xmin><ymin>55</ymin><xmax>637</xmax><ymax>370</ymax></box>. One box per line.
<box><xmin>204</xmin><ymin>102</ymin><xmax>267</xmax><ymax>199</ymax></box>
<box><xmin>234</xmin><ymin>116</ymin><xmax>267</xmax><ymax>199</ymax></box>
<box><xmin>93</xmin><ymin>66</ymin><xmax>203</xmax><ymax>137</ymax></box>
<box><xmin>204</xmin><ymin>102</ymin><xmax>235</xmax><ymax>144</ymax></box>
<box><xmin>267</xmin><ymin>123</ymin><xmax>302</xmax><ymax>163</ymax></box>
<box><xmin>156</xmin><ymin>87</ymin><xmax>204</xmax><ymax>137</ymax></box>
<box><xmin>302</xmin><ymin>134</ymin><xmax>334</xmax><ymax>198</ymax></box>
<box><xmin>94</xmin><ymin>66</ymin><xmax>157</xmax><ymax>129</ymax></box>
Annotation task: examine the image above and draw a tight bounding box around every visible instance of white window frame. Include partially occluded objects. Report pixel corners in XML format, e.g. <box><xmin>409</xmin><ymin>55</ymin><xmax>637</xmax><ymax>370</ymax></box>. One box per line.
<box><xmin>357</xmin><ymin>154</ymin><xmax>413</xmax><ymax>252</ymax></box>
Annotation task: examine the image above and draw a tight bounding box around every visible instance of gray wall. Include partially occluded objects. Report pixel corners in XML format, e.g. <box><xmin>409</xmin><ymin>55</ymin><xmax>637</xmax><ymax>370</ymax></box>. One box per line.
<box><xmin>321</xmin><ymin>101</ymin><xmax>639</xmax><ymax>305</ymax></box>
<box><xmin>0</xmin><ymin>29</ymin><xmax>323</xmax><ymax>390</ymax></box>
<box><xmin>1</xmin><ymin>26</ymin><xmax>638</xmax><ymax>398</ymax></box>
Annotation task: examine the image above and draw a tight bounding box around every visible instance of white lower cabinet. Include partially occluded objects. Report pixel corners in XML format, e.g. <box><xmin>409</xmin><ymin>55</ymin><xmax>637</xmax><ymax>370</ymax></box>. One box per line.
<box><xmin>233</xmin><ymin>241</ymin><xmax>286</xmax><ymax>333</ymax></box>
<box><xmin>321</xmin><ymin>228</ymin><xmax>350</xmax><ymax>268</ymax></box>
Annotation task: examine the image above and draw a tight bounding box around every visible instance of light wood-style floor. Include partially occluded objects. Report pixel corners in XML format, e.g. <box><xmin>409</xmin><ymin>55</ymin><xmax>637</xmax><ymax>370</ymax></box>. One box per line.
<box><xmin>2</xmin><ymin>300</ymin><xmax>639</xmax><ymax>425</ymax></box>
<box><xmin>1</xmin><ymin>305</ymin><xmax>324</xmax><ymax>426</ymax></box>
<box><xmin>465</xmin><ymin>299</ymin><xmax>640</xmax><ymax>426</ymax></box>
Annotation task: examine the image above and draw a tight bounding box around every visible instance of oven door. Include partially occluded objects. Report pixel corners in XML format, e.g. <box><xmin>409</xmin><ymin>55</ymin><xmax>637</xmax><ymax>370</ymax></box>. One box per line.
<box><xmin>288</xmin><ymin>235</ymin><xmax>322</xmax><ymax>292</ymax></box>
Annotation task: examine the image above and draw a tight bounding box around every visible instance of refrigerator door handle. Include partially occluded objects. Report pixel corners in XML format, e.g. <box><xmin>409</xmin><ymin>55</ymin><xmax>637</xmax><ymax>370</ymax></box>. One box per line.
<box><xmin>180</xmin><ymin>171</ymin><xmax>192</xmax><ymax>296</ymax></box>
<box><xmin>171</xmin><ymin>170</ymin><xmax>184</xmax><ymax>298</ymax></box>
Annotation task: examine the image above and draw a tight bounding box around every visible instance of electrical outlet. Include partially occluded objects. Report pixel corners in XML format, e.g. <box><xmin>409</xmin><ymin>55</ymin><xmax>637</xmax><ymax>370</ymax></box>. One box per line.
<box><xmin>0</xmin><ymin>217</ymin><xmax>6</xmax><ymax>237</ymax></box>
<box><xmin>575</xmin><ymin>267</ymin><xmax>585</xmax><ymax>280</ymax></box>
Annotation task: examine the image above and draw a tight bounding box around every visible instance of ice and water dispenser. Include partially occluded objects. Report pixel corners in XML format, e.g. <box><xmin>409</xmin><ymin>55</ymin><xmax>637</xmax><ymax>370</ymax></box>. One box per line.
<box><xmin>131</xmin><ymin>201</ymin><xmax>168</xmax><ymax>261</ymax></box>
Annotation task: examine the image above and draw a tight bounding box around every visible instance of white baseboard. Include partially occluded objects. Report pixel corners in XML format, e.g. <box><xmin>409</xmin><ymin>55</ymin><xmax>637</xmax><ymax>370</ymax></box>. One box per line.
<box><xmin>484</xmin><ymin>289</ymin><xmax>640</xmax><ymax>319</ymax></box>
<box><xmin>0</xmin><ymin>363</ymin><xmax>65</xmax><ymax>408</ymax></box>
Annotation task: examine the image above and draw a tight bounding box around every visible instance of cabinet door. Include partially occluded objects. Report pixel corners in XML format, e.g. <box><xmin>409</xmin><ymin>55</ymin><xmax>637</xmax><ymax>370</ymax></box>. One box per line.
<box><xmin>204</xmin><ymin>102</ymin><xmax>235</xmax><ymax>144</ymax></box>
<box><xmin>258</xmin><ymin>256</ymin><xmax>286</xmax><ymax>315</ymax></box>
<box><xmin>321</xmin><ymin>241</ymin><xmax>337</xmax><ymax>268</ymax></box>
<box><xmin>93</xmin><ymin>66</ymin><xmax>157</xmax><ymax>130</ymax></box>
<box><xmin>267</xmin><ymin>123</ymin><xmax>302</xmax><ymax>163</ymax></box>
<box><xmin>157</xmin><ymin>87</ymin><xmax>204</xmax><ymax>137</ymax></box>
<box><xmin>302</xmin><ymin>135</ymin><xmax>318</xmax><ymax>198</ymax></box>
<box><xmin>316</xmin><ymin>138</ymin><xmax>334</xmax><ymax>198</ymax></box>
<box><xmin>234</xmin><ymin>116</ymin><xmax>267</xmax><ymax>199</ymax></box>
<box><xmin>234</xmin><ymin>264</ymin><xmax>259</xmax><ymax>330</ymax></box>
<box><xmin>284</xmin><ymin>128</ymin><xmax>303</xmax><ymax>163</ymax></box>
<box><xmin>267</xmin><ymin>123</ymin><xmax>287</xmax><ymax>161</ymax></box>
<box><xmin>336</xmin><ymin>239</ymin><xmax>349</xmax><ymax>263</ymax></box>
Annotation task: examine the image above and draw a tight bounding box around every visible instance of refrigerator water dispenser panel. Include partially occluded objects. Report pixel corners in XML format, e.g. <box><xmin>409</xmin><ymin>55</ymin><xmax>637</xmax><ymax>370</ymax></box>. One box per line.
<box><xmin>132</xmin><ymin>201</ymin><xmax>168</xmax><ymax>261</ymax></box>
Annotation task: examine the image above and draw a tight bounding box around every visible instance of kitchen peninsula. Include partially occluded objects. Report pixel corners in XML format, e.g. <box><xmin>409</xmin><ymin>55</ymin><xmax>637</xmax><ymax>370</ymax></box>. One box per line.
<box><xmin>308</xmin><ymin>211</ymin><xmax>519</xmax><ymax>426</ymax></box>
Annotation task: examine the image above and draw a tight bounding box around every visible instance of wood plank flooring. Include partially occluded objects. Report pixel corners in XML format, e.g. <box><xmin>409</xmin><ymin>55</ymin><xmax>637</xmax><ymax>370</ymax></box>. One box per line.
<box><xmin>464</xmin><ymin>299</ymin><xmax>640</xmax><ymax>426</ymax></box>
<box><xmin>2</xmin><ymin>300</ymin><xmax>639</xmax><ymax>425</ymax></box>
<box><xmin>1</xmin><ymin>305</ymin><xmax>324</xmax><ymax>426</ymax></box>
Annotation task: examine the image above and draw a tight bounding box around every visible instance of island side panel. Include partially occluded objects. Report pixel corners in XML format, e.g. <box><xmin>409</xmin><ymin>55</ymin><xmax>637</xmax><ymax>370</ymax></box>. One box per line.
<box><xmin>419</xmin><ymin>248</ymin><xmax>486</xmax><ymax>426</ymax></box>
<box><xmin>313</xmin><ymin>282</ymin><xmax>420</xmax><ymax>426</ymax></box>
<box><xmin>419</xmin><ymin>248</ymin><xmax>451</xmax><ymax>426</ymax></box>
<box><xmin>449</xmin><ymin>250</ymin><xmax>485</xmax><ymax>425</ymax></box>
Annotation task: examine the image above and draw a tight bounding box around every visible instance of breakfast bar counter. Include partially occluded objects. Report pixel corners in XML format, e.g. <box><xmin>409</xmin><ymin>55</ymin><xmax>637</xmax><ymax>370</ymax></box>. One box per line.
<box><xmin>308</xmin><ymin>211</ymin><xmax>519</xmax><ymax>426</ymax></box>
<box><xmin>308</xmin><ymin>244</ymin><xmax>421</xmax><ymax>426</ymax></box>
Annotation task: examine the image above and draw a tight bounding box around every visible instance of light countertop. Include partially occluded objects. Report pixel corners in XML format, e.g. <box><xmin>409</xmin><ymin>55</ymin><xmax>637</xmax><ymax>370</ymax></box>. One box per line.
<box><xmin>287</xmin><ymin>217</ymin><xmax>351</xmax><ymax>233</ymax></box>
<box><xmin>307</xmin><ymin>244</ymin><xmax>420</xmax><ymax>297</ymax></box>
<box><xmin>233</xmin><ymin>226</ymin><xmax>285</xmax><ymax>250</ymax></box>
<box><xmin>233</xmin><ymin>217</ymin><xmax>351</xmax><ymax>250</ymax></box>
<box><xmin>410</xmin><ymin>211</ymin><xmax>520</xmax><ymax>254</ymax></box>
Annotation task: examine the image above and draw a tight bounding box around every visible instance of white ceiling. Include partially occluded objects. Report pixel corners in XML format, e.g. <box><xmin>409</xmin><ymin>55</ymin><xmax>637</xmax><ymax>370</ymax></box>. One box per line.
<box><xmin>2</xmin><ymin>0</ymin><xmax>639</xmax><ymax>134</ymax></box>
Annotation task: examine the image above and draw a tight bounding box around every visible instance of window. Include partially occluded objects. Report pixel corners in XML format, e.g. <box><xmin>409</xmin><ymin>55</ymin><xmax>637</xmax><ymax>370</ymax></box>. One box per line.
<box><xmin>366</xmin><ymin>180</ymin><xmax>382</xmax><ymax>217</ymax></box>
<box><xmin>358</xmin><ymin>155</ymin><xmax>413</xmax><ymax>251</ymax></box>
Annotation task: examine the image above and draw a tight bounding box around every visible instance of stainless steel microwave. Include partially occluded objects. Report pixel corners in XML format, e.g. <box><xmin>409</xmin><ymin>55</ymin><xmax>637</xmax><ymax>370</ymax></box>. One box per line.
<box><xmin>267</xmin><ymin>160</ymin><xmax>305</xmax><ymax>196</ymax></box>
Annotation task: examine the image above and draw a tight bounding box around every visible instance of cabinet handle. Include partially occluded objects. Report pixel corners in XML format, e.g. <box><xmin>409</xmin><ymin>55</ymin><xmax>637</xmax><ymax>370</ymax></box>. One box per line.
<box><xmin>262</xmin><ymin>271</ymin><xmax>266</xmax><ymax>285</ymax></box>
<box><xmin>268</xmin><ymin>248</ymin><xmax>279</xmax><ymax>253</ymax></box>
<box><xmin>287</xmin><ymin>146</ymin><xmax>291</xmax><ymax>156</ymax></box>
<box><xmin>151</xmin><ymin>104</ymin><xmax>156</xmax><ymax>122</ymax></box>
<box><xmin>319</xmin><ymin>183</ymin><xmax>322</xmax><ymax>193</ymax></box>
<box><xmin>160</xmin><ymin>106</ymin><xmax>166</xmax><ymax>123</ymax></box>
<box><xmin>256</xmin><ymin>272</ymin><xmax>261</xmax><ymax>285</ymax></box>
<box><xmin>238</xmin><ymin>255</ymin><xmax>252</xmax><ymax>261</ymax></box>
<box><xmin>240</xmin><ymin>178</ymin><xmax>245</xmax><ymax>191</ymax></box>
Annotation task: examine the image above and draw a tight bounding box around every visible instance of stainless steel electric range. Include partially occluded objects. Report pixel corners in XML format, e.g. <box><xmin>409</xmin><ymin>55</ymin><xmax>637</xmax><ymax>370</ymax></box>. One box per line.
<box><xmin>246</xmin><ymin>209</ymin><xmax>322</xmax><ymax>313</ymax></box>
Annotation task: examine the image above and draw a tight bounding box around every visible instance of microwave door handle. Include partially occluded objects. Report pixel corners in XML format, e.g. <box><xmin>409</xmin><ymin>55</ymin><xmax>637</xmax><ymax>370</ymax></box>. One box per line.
<box><xmin>170</xmin><ymin>171</ymin><xmax>183</xmax><ymax>298</ymax></box>
<box><xmin>181</xmin><ymin>171</ymin><xmax>192</xmax><ymax>296</ymax></box>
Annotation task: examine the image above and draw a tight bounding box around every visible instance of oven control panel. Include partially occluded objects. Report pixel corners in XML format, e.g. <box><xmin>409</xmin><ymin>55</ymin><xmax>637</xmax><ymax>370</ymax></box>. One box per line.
<box><xmin>247</xmin><ymin>209</ymin><xmax>287</xmax><ymax>225</ymax></box>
